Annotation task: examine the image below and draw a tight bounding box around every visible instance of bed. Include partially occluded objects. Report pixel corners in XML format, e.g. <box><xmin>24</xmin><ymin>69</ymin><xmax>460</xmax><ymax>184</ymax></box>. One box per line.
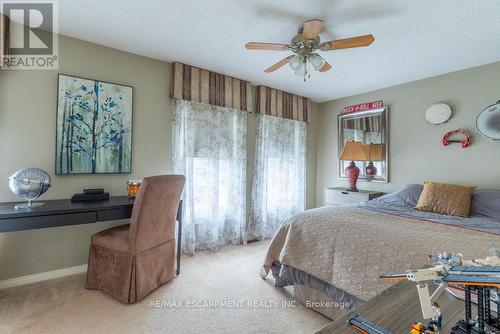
<box><xmin>260</xmin><ymin>184</ymin><xmax>500</xmax><ymax>319</ymax></box>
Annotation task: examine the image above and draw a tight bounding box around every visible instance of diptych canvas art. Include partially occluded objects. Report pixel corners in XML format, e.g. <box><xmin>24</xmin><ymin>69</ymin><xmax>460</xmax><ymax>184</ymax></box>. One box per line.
<box><xmin>56</xmin><ymin>74</ymin><xmax>133</xmax><ymax>174</ymax></box>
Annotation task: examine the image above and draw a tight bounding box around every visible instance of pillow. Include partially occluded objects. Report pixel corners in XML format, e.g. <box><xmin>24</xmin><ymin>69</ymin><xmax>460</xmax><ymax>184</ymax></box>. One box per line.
<box><xmin>415</xmin><ymin>182</ymin><xmax>476</xmax><ymax>217</ymax></box>
<box><xmin>370</xmin><ymin>184</ymin><xmax>423</xmax><ymax>207</ymax></box>
<box><xmin>470</xmin><ymin>189</ymin><xmax>500</xmax><ymax>220</ymax></box>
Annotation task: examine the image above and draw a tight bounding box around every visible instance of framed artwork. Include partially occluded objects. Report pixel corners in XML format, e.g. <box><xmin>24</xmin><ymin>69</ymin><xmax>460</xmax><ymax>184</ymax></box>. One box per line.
<box><xmin>56</xmin><ymin>74</ymin><xmax>133</xmax><ymax>174</ymax></box>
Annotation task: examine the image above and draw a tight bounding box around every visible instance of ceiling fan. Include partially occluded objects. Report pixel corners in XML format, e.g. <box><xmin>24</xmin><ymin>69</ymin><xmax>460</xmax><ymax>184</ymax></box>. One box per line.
<box><xmin>245</xmin><ymin>19</ymin><xmax>374</xmax><ymax>81</ymax></box>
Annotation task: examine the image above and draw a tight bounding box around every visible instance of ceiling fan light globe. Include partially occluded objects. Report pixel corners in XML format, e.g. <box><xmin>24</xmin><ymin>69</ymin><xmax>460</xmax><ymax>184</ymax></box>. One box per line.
<box><xmin>289</xmin><ymin>62</ymin><xmax>301</xmax><ymax>71</ymax></box>
<box><xmin>309</xmin><ymin>53</ymin><xmax>326</xmax><ymax>71</ymax></box>
<box><xmin>294</xmin><ymin>63</ymin><xmax>307</xmax><ymax>77</ymax></box>
<box><xmin>288</xmin><ymin>54</ymin><xmax>303</xmax><ymax>71</ymax></box>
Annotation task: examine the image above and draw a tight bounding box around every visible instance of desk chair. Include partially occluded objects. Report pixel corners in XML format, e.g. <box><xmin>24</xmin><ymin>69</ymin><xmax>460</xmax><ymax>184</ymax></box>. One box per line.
<box><xmin>85</xmin><ymin>175</ymin><xmax>185</xmax><ymax>303</ymax></box>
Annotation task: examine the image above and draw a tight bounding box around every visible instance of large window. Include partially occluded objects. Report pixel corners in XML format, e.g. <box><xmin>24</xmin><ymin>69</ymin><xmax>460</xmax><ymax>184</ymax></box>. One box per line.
<box><xmin>265</xmin><ymin>158</ymin><xmax>302</xmax><ymax>218</ymax></box>
<box><xmin>190</xmin><ymin>158</ymin><xmax>236</xmax><ymax>224</ymax></box>
<box><xmin>172</xmin><ymin>100</ymin><xmax>247</xmax><ymax>255</ymax></box>
<box><xmin>249</xmin><ymin>114</ymin><xmax>307</xmax><ymax>239</ymax></box>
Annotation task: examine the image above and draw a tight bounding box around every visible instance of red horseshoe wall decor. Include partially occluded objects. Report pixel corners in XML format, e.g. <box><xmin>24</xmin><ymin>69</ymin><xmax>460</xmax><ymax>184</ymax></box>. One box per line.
<box><xmin>442</xmin><ymin>129</ymin><xmax>471</xmax><ymax>148</ymax></box>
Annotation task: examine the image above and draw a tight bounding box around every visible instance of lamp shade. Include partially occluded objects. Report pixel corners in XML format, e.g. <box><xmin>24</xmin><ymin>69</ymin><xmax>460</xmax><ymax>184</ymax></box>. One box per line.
<box><xmin>362</xmin><ymin>143</ymin><xmax>383</xmax><ymax>161</ymax></box>
<box><xmin>339</xmin><ymin>141</ymin><xmax>368</xmax><ymax>161</ymax></box>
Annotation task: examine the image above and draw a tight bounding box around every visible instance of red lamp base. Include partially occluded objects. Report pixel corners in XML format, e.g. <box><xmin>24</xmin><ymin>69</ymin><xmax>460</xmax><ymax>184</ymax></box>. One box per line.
<box><xmin>365</xmin><ymin>161</ymin><xmax>377</xmax><ymax>176</ymax></box>
<box><xmin>345</xmin><ymin>161</ymin><xmax>360</xmax><ymax>192</ymax></box>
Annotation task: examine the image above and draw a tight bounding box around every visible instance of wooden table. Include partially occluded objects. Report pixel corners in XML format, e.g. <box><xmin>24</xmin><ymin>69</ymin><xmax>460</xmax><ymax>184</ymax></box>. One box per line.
<box><xmin>315</xmin><ymin>280</ymin><xmax>471</xmax><ymax>334</ymax></box>
<box><xmin>0</xmin><ymin>196</ymin><xmax>183</xmax><ymax>274</ymax></box>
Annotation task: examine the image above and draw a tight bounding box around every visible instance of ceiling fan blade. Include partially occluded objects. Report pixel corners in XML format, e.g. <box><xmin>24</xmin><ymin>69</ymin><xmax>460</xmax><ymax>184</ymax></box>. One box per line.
<box><xmin>265</xmin><ymin>56</ymin><xmax>293</xmax><ymax>73</ymax></box>
<box><xmin>245</xmin><ymin>42</ymin><xmax>289</xmax><ymax>51</ymax></box>
<box><xmin>320</xmin><ymin>34</ymin><xmax>375</xmax><ymax>51</ymax></box>
<box><xmin>303</xmin><ymin>19</ymin><xmax>324</xmax><ymax>40</ymax></box>
<box><xmin>319</xmin><ymin>62</ymin><xmax>332</xmax><ymax>72</ymax></box>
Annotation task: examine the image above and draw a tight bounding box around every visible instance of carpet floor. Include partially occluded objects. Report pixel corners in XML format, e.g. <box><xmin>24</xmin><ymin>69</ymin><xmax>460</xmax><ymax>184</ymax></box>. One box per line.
<box><xmin>0</xmin><ymin>241</ymin><xmax>330</xmax><ymax>334</ymax></box>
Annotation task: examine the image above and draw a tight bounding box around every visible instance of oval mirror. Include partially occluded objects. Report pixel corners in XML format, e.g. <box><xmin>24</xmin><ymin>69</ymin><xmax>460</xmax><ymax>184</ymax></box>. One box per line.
<box><xmin>476</xmin><ymin>101</ymin><xmax>500</xmax><ymax>141</ymax></box>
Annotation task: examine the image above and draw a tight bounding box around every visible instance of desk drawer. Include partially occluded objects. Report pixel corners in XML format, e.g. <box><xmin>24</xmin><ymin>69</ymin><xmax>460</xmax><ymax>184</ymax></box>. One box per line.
<box><xmin>97</xmin><ymin>207</ymin><xmax>133</xmax><ymax>221</ymax></box>
<box><xmin>0</xmin><ymin>212</ymin><xmax>97</xmax><ymax>232</ymax></box>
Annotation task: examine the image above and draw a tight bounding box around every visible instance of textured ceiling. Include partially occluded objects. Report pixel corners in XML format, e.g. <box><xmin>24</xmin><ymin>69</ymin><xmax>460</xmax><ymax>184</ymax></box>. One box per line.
<box><xmin>52</xmin><ymin>0</ymin><xmax>500</xmax><ymax>102</ymax></box>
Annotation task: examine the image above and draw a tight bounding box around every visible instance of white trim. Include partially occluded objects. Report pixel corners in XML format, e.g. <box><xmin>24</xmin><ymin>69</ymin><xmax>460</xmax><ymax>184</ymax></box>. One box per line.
<box><xmin>0</xmin><ymin>264</ymin><xmax>87</xmax><ymax>290</ymax></box>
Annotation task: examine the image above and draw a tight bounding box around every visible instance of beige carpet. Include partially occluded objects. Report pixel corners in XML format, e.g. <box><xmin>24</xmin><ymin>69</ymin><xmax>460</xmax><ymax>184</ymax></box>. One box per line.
<box><xmin>0</xmin><ymin>241</ymin><xmax>330</xmax><ymax>334</ymax></box>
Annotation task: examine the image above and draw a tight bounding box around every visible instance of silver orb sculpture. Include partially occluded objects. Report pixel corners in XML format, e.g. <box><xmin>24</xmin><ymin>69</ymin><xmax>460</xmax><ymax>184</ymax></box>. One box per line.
<box><xmin>9</xmin><ymin>168</ymin><xmax>51</xmax><ymax>209</ymax></box>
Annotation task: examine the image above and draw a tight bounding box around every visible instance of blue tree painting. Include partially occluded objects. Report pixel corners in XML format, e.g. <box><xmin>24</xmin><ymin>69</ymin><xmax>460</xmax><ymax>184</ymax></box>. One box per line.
<box><xmin>56</xmin><ymin>74</ymin><xmax>133</xmax><ymax>174</ymax></box>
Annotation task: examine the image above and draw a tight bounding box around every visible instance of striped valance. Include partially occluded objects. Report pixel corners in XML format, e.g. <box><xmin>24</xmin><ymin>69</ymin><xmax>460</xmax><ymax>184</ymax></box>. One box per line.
<box><xmin>171</xmin><ymin>62</ymin><xmax>253</xmax><ymax>112</ymax></box>
<box><xmin>345</xmin><ymin>115</ymin><xmax>381</xmax><ymax>133</ymax></box>
<box><xmin>256</xmin><ymin>86</ymin><xmax>310</xmax><ymax>123</ymax></box>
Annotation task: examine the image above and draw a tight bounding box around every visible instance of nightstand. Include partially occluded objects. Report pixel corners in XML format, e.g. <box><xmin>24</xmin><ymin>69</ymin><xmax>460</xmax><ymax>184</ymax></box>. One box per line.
<box><xmin>324</xmin><ymin>187</ymin><xmax>384</xmax><ymax>206</ymax></box>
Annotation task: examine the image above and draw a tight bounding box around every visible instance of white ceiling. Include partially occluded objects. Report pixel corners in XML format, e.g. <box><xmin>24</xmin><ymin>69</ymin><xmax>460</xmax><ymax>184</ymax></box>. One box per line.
<box><xmin>53</xmin><ymin>0</ymin><xmax>500</xmax><ymax>102</ymax></box>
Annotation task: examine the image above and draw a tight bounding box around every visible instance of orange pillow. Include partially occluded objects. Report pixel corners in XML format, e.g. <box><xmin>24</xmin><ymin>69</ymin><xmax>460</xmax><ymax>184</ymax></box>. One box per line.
<box><xmin>415</xmin><ymin>182</ymin><xmax>476</xmax><ymax>217</ymax></box>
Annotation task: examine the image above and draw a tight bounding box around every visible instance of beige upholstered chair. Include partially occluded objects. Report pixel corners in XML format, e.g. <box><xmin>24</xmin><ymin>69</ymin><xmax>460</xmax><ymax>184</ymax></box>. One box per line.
<box><xmin>85</xmin><ymin>175</ymin><xmax>185</xmax><ymax>303</ymax></box>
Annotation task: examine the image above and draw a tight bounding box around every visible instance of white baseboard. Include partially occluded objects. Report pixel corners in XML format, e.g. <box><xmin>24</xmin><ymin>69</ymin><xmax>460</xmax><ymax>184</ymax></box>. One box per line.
<box><xmin>0</xmin><ymin>264</ymin><xmax>88</xmax><ymax>290</ymax></box>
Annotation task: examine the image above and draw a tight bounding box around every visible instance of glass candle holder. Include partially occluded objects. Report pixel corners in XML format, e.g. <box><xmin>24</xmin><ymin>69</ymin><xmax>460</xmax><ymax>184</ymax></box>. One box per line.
<box><xmin>127</xmin><ymin>180</ymin><xmax>141</xmax><ymax>199</ymax></box>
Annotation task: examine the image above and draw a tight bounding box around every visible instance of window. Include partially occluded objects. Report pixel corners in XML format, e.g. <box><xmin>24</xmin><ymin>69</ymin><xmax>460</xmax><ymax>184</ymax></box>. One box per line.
<box><xmin>172</xmin><ymin>99</ymin><xmax>247</xmax><ymax>255</ymax></box>
<box><xmin>249</xmin><ymin>114</ymin><xmax>307</xmax><ymax>239</ymax></box>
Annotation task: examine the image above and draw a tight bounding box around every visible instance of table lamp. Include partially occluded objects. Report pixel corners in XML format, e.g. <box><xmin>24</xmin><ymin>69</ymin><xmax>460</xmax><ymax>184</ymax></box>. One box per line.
<box><xmin>362</xmin><ymin>143</ymin><xmax>383</xmax><ymax>176</ymax></box>
<box><xmin>339</xmin><ymin>141</ymin><xmax>368</xmax><ymax>192</ymax></box>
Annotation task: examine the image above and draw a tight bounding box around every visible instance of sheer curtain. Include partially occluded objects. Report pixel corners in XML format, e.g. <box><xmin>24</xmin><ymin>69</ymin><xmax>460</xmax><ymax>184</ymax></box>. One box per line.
<box><xmin>249</xmin><ymin>113</ymin><xmax>307</xmax><ymax>239</ymax></box>
<box><xmin>172</xmin><ymin>99</ymin><xmax>247</xmax><ymax>255</ymax></box>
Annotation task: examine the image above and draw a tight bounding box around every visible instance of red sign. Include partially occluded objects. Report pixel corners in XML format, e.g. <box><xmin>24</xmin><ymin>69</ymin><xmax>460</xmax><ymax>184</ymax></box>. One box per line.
<box><xmin>343</xmin><ymin>100</ymin><xmax>383</xmax><ymax>114</ymax></box>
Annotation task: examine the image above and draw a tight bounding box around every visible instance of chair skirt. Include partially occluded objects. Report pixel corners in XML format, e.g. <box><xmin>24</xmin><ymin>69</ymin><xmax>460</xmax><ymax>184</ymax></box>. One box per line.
<box><xmin>85</xmin><ymin>239</ymin><xmax>176</xmax><ymax>304</ymax></box>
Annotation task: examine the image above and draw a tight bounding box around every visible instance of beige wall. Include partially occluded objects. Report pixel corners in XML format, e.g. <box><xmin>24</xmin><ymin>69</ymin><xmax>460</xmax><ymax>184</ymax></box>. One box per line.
<box><xmin>316</xmin><ymin>61</ymin><xmax>500</xmax><ymax>206</ymax></box>
<box><xmin>0</xmin><ymin>35</ymin><xmax>318</xmax><ymax>280</ymax></box>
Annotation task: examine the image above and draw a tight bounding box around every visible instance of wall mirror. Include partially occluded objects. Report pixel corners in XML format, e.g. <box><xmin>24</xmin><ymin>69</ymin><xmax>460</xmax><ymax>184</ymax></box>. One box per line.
<box><xmin>338</xmin><ymin>106</ymin><xmax>389</xmax><ymax>182</ymax></box>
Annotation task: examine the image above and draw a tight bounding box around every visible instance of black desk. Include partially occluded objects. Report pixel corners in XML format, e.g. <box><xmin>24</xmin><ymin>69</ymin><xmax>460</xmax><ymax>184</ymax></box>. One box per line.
<box><xmin>0</xmin><ymin>196</ymin><xmax>183</xmax><ymax>274</ymax></box>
